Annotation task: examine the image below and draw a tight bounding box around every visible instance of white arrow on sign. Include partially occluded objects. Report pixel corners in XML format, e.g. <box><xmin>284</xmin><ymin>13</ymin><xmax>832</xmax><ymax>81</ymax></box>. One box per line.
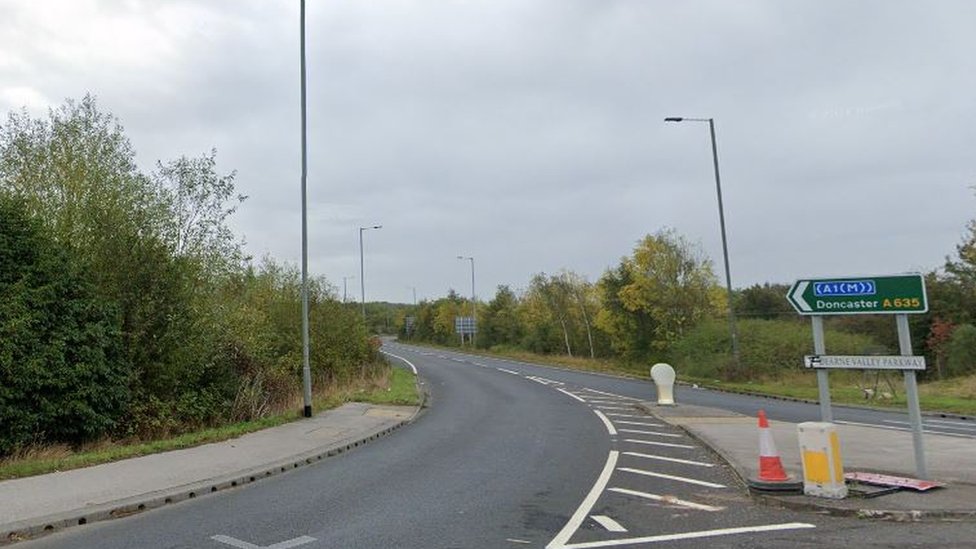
<box><xmin>211</xmin><ymin>534</ymin><xmax>316</xmax><ymax>549</ymax></box>
<box><xmin>790</xmin><ymin>281</ymin><xmax>811</xmax><ymax>312</ymax></box>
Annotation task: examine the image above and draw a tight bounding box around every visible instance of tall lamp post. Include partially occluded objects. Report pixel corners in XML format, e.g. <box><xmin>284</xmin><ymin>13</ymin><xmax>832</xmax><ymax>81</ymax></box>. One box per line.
<box><xmin>664</xmin><ymin>116</ymin><xmax>740</xmax><ymax>370</ymax></box>
<box><xmin>359</xmin><ymin>225</ymin><xmax>382</xmax><ymax>323</ymax></box>
<box><xmin>298</xmin><ymin>0</ymin><xmax>312</xmax><ymax>418</ymax></box>
<box><xmin>457</xmin><ymin>256</ymin><xmax>476</xmax><ymax>344</ymax></box>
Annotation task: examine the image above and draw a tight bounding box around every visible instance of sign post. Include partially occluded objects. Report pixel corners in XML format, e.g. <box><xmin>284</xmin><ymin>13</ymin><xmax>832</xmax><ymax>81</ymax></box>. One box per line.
<box><xmin>788</xmin><ymin>273</ymin><xmax>929</xmax><ymax>479</ymax></box>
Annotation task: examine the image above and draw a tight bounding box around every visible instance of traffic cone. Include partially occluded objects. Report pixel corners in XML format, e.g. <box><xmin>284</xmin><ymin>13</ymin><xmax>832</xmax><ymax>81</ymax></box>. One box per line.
<box><xmin>757</xmin><ymin>409</ymin><xmax>789</xmax><ymax>482</ymax></box>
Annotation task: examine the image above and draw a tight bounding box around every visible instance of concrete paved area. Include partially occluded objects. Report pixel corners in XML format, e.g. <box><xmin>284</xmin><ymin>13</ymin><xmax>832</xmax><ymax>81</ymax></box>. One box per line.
<box><xmin>0</xmin><ymin>403</ymin><xmax>417</xmax><ymax>543</ymax></box>
<box><xmin>643</xmin><ymin>402</ymin><xmax>976</xmax><ymax>518</ymax></box>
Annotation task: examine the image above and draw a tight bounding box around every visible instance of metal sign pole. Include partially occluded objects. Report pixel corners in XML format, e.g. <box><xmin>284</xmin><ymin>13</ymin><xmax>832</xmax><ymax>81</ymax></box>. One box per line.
<box><xmin>811</xmin><ymin>316</ymin><xmax>832</xmax><ymax>422</ymax></box>
<box><xmin>897</xmin><ymin>314</ymin><xmax>927</xmax><ymax>479</ymax></box>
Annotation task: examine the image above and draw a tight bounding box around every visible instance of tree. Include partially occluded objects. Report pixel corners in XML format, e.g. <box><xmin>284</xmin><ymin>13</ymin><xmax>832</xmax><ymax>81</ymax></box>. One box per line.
<box><xmin>478</xmin><ymin>285</ymin><xmax>523</xmax><ymax>349</ymax></box>
<box><xmin>597</xmin><ymin>229</ymin><xmax>719</xmax><ymax>360</ymax></box>
<box><xmin>735</xmin><ymin>283</ymin><xmax>795</xmax><ymax>320</ymax></box>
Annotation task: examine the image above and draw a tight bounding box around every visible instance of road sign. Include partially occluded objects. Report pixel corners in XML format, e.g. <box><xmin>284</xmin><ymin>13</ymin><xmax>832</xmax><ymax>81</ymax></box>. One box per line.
<box><xmin>787</xmin><ymin>274</ymin><xmax>927</xmax><ymax>315</ymax></box>
<box><xmin>804</xmin><ymin>354</ymin><xmax>926</xmax><ymax>371</ymax></box>
<box><xmin>454</xmin><ymin>316</ymin><xmax>477</xmax><ymax>335</ymax></box>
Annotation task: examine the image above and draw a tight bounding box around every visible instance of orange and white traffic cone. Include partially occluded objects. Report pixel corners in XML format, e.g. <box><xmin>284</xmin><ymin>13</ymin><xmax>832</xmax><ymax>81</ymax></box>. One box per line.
<box><xmin>757</xmin><ymin>409</ymin><xmax>789</xmax><ymax>482</ymax></box>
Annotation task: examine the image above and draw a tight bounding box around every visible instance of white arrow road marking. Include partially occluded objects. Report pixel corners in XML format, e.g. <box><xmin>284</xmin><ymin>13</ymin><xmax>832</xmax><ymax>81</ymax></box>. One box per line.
<box><xmin>790</xmin><ymin>281</ymin><xmax>811</xmax><ymax>311</ymax></box>
<box><xmin>211</xmin><ymin>535</ymin><xmax>316</xmax><ymax>549</ymax></box>
<box><xmin>591</xmin><ymin>515</ymin><xmax>627</xmax><ymax>533</ymax></box>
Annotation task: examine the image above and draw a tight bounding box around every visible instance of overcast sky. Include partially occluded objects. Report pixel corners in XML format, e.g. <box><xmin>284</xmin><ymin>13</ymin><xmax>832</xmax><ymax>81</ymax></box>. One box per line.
<box><xmin>2</xmin><ymin>0</ymin><xmax>974</xmax><ymax>303</ymax></box>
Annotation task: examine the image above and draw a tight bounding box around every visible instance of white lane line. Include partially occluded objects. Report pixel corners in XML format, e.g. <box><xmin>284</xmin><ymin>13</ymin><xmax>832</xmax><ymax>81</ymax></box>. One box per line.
<box><xmin>926</xmin><ymin>418</ymin><xmax>976</xmax><ymax>428</ymax></box>
<box><xmin>559</xmin><ymin>523</ymin><xmax>816</xmax><ymax>548</ymax></box>
<box><xmin>617</xmin><ymin>429</ymin><xmax>683</xmax><ymax>438</ymax></box>
<box><xmin>618</xmin><ymin>467</ymin><xmax>725</xmax><ymax>488</ymax></box>
<box><xmin>614</xmin><ymin>421</ymin><xmax>664</xmax><ymax>428</ymax></box>
<box><xmin>590</xmin><ymin>515</ymin><xmax>627</xmax><ymax>533</ymax></box>
<box><xmin>622</xmin><ymin>451</ymin><xmax>715</xmax><ymax>467</ymax></box>
<box><xmin>607</xmin><ymin>487</ymin><xmax>723</xmax><ymax>512</ymax></box>
<box><xmin>506</xmin><ymin>539</ymin><xmax>532</xmax><ymax>545</ymax></box>
<box><xmin>835</xmin><ymin>420</ymin><xmax>974</xmax><ymax>439</ymax></box>
<box><xmin>557</xmin><ymin>388</ymin><xmax>588</xmax><ymax>403</ymax></box>
<box><xmin>496</xmin><ymin>367</ymin><xmax>522</xmax><ymax>376</ymax></box>
<box><xmin>528</xmin><ymin>377</ymin><xmax>551</xmax><ymax>385</ymax></box>
<box><xmin>605</xmin><ymin>413</ymin><xmax>646</xmax><ymax>419</ymax></box>
<box><xmin>379</xmin><ymin>350</ymin><xmax>418</xmax><ymax>375</ymax></box>
<box><xmin>581</xmin><ymin>388</ymin><xmax>640</xmax><ymax>401</ymax></box>
<box><xmin>211</xmin><ymin>535</ymin><xmax>317</xmax><ymax>549</ymax></box>
<box><xmin>884</xmin><ymin>419</ymin><xmax>976</xmax><ymax>432</ymax></box>
<box><xmin>546</xmin><ymin>451</ymin><xmax>620</xmax><ymax>549</ymax></box>
<box><xmin>624</xmin><ymin>439</ymin><xmax>695</xmax><ymax>449</ymax></box>
<box><xmin>593</xmin><ymin>410</ymin><xmax>618</xmax><ymax>435</ymax></box>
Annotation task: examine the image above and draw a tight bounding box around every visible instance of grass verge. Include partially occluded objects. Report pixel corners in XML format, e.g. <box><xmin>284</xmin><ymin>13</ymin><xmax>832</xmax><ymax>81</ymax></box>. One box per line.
<box><xmin>0</xmin><ymin>364</ymin><xmax>420</xmax><ymax>481</ymax></box>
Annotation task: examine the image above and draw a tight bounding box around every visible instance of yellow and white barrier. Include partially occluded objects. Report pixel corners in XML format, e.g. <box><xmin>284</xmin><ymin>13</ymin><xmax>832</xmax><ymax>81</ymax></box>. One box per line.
<box><xmin>797</xmin><ymin>422</ymin><xmax>847</xmax><ymax>499</ymax></box>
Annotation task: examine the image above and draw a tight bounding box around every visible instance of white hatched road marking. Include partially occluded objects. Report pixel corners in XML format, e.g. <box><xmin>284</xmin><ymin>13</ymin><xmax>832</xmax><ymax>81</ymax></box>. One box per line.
<box><xmin>546</xmin><ymin>451</ymin><xmax>620</xmax><ymax>549</ymax></box>
<box><xmin>622</xmin><ymin>451</ymin><xmax>715</xmax><ymax>468</ymax></box>
<box><xmin>593</xmin><ymin>410</ymin><xmax>618</xmax><ymax>436</ymax></box>
<box><xmin>595</xmin><ymin>406</ymin><xmax>633</xmax><ymax>411</ymax></box>
<box><xmin>591</xmin><ymin>515</ymin><xmax>628</xmax><ymax>533</ymax></box>
<box><xmin>614</xmin><ymin>420</ymin><xmax>664</xmax><ymax>428</ymax></box>
<box><xmin>617</xmin><ymin>429</ymin><xmax>683</xmax><ymax>438</ymax></box>
<box><xmin>618</xmin><ymin>467</ymin><xmax>726</xmax><ymax>488</ymax></box>
<box><xmin>581</xmin><ymin>388</ymin><xmax>640</xmax><ymax>401</ymax></box>
<box><xmin>496</xmin><ymin>367</ymin><xmax>521</xmax><ymax>375</ymax></box>
<box><xmin>557</xmin><ymin>523</ymin><xmax>816</xmax><ymax>548</ymax></box>
<box><xmin>607</xmin><ymin>487</ymin><xmax>724</xmax><ymax>512</ymax></box>
<box><xmin>605</xmin><ymin>413</ymin><xmax>645</xmax><ymax>419</ymax></box>
<box><xmin>557</xmin><ymin>388</ymin><xmax>588</xmax><ymax>403</ymax></box>
<box><xmin>624</xmin><ymin>439</ymin><xmax>695</xmax><ymax>449</ymax></box>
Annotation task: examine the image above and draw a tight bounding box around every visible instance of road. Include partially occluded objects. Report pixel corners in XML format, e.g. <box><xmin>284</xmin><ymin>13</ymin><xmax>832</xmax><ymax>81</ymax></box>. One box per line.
<box><xmin>23</xmin><ymin>342</ymin><xmax>976</xmax><ymax>548</ymax></box>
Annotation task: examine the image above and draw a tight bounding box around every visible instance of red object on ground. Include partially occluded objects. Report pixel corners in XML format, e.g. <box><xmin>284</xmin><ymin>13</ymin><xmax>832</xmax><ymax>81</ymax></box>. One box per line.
<box><xmin>757</xmin><ymin>410</ymin><xmax>790</xmax><ymax>482</ymax></box>
<box><xmin>845</xmin><ymin>472</ymin><xmax>944</xmax><ymax>491</ymax></box>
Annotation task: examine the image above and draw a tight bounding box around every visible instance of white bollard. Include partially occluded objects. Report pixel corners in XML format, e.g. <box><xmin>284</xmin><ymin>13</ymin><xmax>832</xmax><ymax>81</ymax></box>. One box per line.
<box><xmin>797</xmin><ymin>422</ymin><xmax>847</xmax><ymax>499</ymax></box>
<box><xmin>650</xmin><ymin>363</ymin><xmax>676</xmax><ymax>405</ymax></box>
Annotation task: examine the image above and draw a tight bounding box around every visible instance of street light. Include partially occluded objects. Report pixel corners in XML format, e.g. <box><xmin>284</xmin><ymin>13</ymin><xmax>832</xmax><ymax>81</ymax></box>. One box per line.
<box><xmin>407</xmin><ymin>286</ymin><xmax>417</xmax><ymax>306</ymax></box>
<box><xmin>665</xmin><ymin>116</ymin><xmax>740</xmax><ymax>371</ymax></box>
<box><xmin>359</xmin><ymin>225</ymin><xmax>382</xmax><ymax>323</ymax></box>
<box><xmin>299</xmin><ymin>0</ymin><xmax>312</xmax><ymax>418</ymax></box>
<box><xmin>342</xmin><ymin>275</ymin><xmax>357</xmax><ymax>303</ymax></box>
<box><xmin>457</xmin><ymin>256</ymin><xmax>476</xmax><ymax>344</ymax></box>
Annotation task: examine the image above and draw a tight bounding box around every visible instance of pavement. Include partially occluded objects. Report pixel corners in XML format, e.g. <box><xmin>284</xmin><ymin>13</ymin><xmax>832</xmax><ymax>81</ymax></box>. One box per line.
<box><xmin>640</xmin><ymin>401</ymin><xmax>976</xmax><ymax>521</ymax></box>
<box><xmin>0</xmin><ymin>402</ymin><xmax>419</xmax><ymax>545</ymax></box>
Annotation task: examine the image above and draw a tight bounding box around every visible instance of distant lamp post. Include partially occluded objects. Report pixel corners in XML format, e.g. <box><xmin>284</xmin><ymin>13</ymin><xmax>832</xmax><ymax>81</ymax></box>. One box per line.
<box><xmin>299</xmin><ymin>0</ymin><xmax>312</xmax><ymax>418</ymax></box>
<box><xmin>407</xmin><ymin>286</ymin><xmax>417</xmax><ymax>306</ymax></box>
<box><xmin>457</xmin><ymin>256</ymin><xmax>476</xmax><ymax>343</ymax></box>
<box><xmin>664</xmin><ymin>116</ymin><xmax>740</xmax><ymax>370</ymax></box>
<box><xmin>342</xmin><ymin>275</ymin><xmax>356</xmax><ymax>303</ymax></box>
<box><xmin>359</xmin><ymin>225</ymin><xmax>382</xmax><ymax>323</ymax></box>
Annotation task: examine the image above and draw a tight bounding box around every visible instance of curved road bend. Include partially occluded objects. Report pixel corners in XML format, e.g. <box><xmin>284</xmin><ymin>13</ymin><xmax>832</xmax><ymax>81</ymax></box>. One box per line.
<box><xmin>23</xmin><ymin>342</ymin><xmax>976</xmax><ymax>548</ymax></box>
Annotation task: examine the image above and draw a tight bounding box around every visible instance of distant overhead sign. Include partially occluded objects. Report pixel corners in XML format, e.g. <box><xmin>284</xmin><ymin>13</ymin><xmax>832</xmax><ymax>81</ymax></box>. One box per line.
<box><xmin>804</xmin><ymin>355</ymin><xmax>926</xmax><ymax>371</ymax></box>
<box><xmin>787</xmin><ymin>274</ymin><xmax>927</xmax><ymax>315</ymax></box>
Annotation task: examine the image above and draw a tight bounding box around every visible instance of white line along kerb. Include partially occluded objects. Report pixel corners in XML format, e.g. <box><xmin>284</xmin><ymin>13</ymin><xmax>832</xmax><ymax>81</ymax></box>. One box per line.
<box><xmin>379</xmin><ymin>350</ymin><xmax>418</xmax><ymax>375</ymax></box>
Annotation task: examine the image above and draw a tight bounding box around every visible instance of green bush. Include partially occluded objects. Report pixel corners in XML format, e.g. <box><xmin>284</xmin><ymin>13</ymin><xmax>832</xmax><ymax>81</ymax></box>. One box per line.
<box><xmin>0</xmin><ymin>196</ymin><xmax>129</xmax><ymax>453</ymax></box>
<box><xmin>946</xmin><ymin>324</ymin><xmax>976</xmax><ymax>377</ymax></box>
<box><xmin>669</xmin><ymin>318</ymin><xmax>880</xmax><ymax>381</ymax></box>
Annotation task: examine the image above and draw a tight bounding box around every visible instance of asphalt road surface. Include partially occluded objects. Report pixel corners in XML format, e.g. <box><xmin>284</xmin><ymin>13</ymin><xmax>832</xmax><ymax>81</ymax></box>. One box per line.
<box><xmin>23</xmin><ymin>342</ymin><xmax>976</xmax><ymax>548</ymax></box>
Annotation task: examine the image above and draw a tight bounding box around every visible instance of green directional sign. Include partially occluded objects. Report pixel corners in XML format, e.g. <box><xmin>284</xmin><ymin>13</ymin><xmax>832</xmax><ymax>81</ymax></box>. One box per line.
<box><xmin>787</xmin><ymin>274</ymin><xmax>927</xmax><ymax>315</ymax></box>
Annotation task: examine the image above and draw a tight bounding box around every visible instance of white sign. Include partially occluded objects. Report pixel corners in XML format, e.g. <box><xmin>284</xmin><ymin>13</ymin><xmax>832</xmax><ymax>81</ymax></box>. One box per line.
<box><xmin>804</xmin><ymin>355</ymin><xmax>926</xmax><ymax>371</ymax></box>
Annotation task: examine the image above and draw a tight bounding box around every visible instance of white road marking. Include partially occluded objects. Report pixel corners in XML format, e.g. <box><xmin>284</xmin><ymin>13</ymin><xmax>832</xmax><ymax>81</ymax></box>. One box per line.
<box><xmin>546</xmin><ymin>451</ymin><xmax>620</xmax><ymax>549</ymax></box>
<box><xmin>605</xmin><ymin>413</ymin><xmax>645</xmax><ymax>419</ymax></box>
<box><xmin>379</xmin><ymin>350</ymin><xmax>418</xmax><ymax>375</ymax></box>
<box><xmin>581</xmin><ymin>388</ymin><xmax>640</xmax><ymax>401</ymax></box>
<box><xmin>617</xmin><ymin>429</ymin><xmax>682</xmax><ymax>438</ymax></box>
<box><xmin>593</xmin><ymin>410</ymin><xmax>618</xmax><ymax>435</ymax></box>
<box><xmin>624</xmin><ymin>439</ymin><xmax>695</xmax><ymax>449</ymax></box>
<box><xmin>211</xmin><ymin>535</ymin><xmax>317</xmax><ymax>549</ymax></box>
<box><xmin>835</xmin><ymin>420</ymin><xmax>974</xmax><ymax>439</ymax></box>
<box><xmin>528</xmin><ymin>377</ymin><xmax>552</xmax><ymax>385</ymax></box>
<box><xmin>618</xmin><ymin>467</ymin><xmax>726</xmax><ymax>488</ymax></box>
<box><xmin>614</xmin><ymin>420</ymin><xmax>664</xmax><ymax>428</ymax></box>
<box><xmin>557</xmin><ymin>388</ymin><xmax>588</xmax><ymax>403</ymax></box>
<box><xmin>622</xmin><ymin>451</ymin><xmax>715</xmax><ymax>467</ymax></box>
<box><xmin>595</xmin><ymin>406</ymin><xmax>633</xmax><ymax>411</ymax></box>
<box><xmin>884</xmin><ymin>419</ymin><xmax>976</xmax><ymax>432</ymax></box>
<box><xmin>557</xmin><ymin>522</ymin><xmax>816</xmax><ymax>548</ymax></box>
<box><xmin>506</xmin><ymin>539</ymin><xmax>533</xmax><ymax>545</ymax></box>
<box><xmin>496</xmin><ymin>367</ymin><xmax>522</xmax><ymax>375</ymax></box>
<box><xmin>591</xmin><ymin>515</ymin><xmax>628</xmax><ymax>533</ymax></box>
<box><xmin>926</xmin><ymin>418</ymin><xmax>976</xmax><ymax>428</ymax></box>
<box><xmin>607</xmin><ymin>487</ymin><xmax>724</xmax><ymax>512</ymax></box>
